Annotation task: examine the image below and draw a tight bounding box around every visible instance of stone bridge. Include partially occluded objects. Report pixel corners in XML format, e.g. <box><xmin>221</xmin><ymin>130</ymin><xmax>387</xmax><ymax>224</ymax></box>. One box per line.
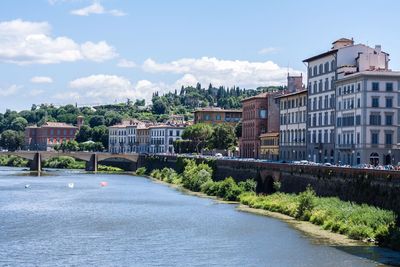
<box><xmin>0</xmin><ymin>151</ymin><xmax>139</xmax><ymax>172</ymax></box>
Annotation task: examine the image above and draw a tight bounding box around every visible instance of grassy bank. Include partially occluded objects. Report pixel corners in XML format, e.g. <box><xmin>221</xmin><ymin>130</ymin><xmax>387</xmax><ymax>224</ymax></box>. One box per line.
<box><xmin>144</xmin><ymin>159</ymin><xmax>400</xmax><ymax>250</ymax></box>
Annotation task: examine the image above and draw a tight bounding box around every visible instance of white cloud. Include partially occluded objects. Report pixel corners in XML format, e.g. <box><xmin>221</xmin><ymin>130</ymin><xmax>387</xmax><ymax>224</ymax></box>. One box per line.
<box><xmin>0</xmin><ymin>19</ymin><xmax>118</xmax><ymax>65</ymax></box>
<box><xmin>30</xmin><ymin>76</ymin><xmax>53</xmax><ymax>84</ymax></box>
<box><xmin>258</xmin><ymin>47</ymin><xmax>279</xmax><ymax>54</ymax></box>
<box><xmin>0</xmin><ymin>85</ymin><xmax>21</xmax><ymax>96</ymax></box>
<box><xmin>70</xmin><ymin>2</ymin><xmax>126</xmax><ymax>16</ymax></box>
<box><xmin>117</xmin><ymin>58</ymin><xmax>136</xmax><ymax>68</ymax></box>
<box><xmin>59</xmin><ymin>75</ymin><xmax>163</xmax><ymax>104</ymax></box>
<box><xmin>143</xmin><ymin>57</ymin><xmax>303</xmax><ymax>88</ymax></box>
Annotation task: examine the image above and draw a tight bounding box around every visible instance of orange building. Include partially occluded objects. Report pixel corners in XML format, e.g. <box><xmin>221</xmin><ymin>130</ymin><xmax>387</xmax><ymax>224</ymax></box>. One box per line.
<box><xmin>193</xmin><ymin>107</ymin><xmax>242</xmax><ymax>125</ymax></box>
<box><xmin>25</xmin><ymin>122</ymin><xmax>78</xmax><ymax>151</ymax></box>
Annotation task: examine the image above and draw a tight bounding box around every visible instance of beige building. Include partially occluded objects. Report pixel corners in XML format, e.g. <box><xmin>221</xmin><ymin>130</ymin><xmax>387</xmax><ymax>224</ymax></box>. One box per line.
<box><xmin>193</xmin><ymin>107</ymin><xmax>242</xmax><ymax>125</ymax></box>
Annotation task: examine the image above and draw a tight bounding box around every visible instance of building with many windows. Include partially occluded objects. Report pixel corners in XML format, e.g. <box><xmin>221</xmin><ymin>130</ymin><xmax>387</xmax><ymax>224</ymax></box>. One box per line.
<box><xmin>276</xmin><ymin>75</ymin><xmax>307</xmax><ymax>161</ymax></box>
<box><xmin>193</xmin><ymin>107</ymin><xmax>242</xmax><ymax>125</ymax></box>
<box><xmin>108</xmin><ymin>118</ymin><xmax>186</xmax><ymax>154</ymax></box>
<box><xmin>259</xmin><ymin>132</ymin><xmax>279</xmax><ymax>160</ymax></box>
<box><xmin>25</xmin><ymin>122</ymin><xmax>78</xmax><ymax>151</ymax></box>
<box><xmin>335</xmin><ymin>71</ymin><xmax>400</xmax><ymax>166</ymax></box>
<box><xmin>240</xmin><ymin>92</ymin><xmax>280</xmax><ymax>158</ymax></box>
<box><xmin>303</xmin><ymin>38</ymin><xmax>387</xmax><ymax>163</ymax></box>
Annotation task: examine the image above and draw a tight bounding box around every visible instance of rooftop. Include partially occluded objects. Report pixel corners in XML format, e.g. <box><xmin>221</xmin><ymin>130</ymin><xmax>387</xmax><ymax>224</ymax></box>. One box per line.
<box><xmin>194</xmin><ymin>107</ymin><xmax>242</xmax><ymax>113</ymax></box>
<box><xmin>40</xmin><ymin>122</ymin><xmax>77</xmax><ymax>128</ymax></box>
<box><xmin>275</xmin><ymin>89</ymin><xmax>308</xmax><ymax>99</ymax></box>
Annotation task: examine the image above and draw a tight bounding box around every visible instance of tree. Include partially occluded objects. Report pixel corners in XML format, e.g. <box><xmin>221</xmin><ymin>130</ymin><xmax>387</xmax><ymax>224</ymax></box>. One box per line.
<box><xmin>209</xmin><ymin>123</ymin><xmax>237</xmax><ymax>150</ymax></box>
<box><xmin>134</xmin><ymin>99</ymin><xmax>145</xmax><ymax>106</ymax></box>
<box><xmin>0</xmin><ymin>130</ymin><xmax>24</xmax><ymax>151</ymax></box>
<box><xmin>65</xmin><ymin>140</ymin><xmax>79</xmax><ymax>152</ymax></box>
<box><xmin>10</xmin><ymin>117</ymin><xmax>28</xmax><ymax>132</ymax></box>
<box><xmin>75</xmin><ymin>125</ymin><xmax>92</xmax><ymax>143</ymax></box>
<box><xmin>234</xmin><ymin>121</ymin><xmax>242</xmax><ymax>138</ymax></box>
<box><xmin>182</xmin><ymin>123</ymin><xmax>213</xmax><ymax>153</ymax></box>
<box><xmin>91</xmin><ymin>125</ymin><xmax>108</xmax><ymax>148</ymax></box>
<box><xmin>104</xmin><ymin>111</ymin><xmax>122</xmax><ymax>126</ymax></box>
<box><xmin>152</xmin><ymin>97</ymin><xmax>169</xmax><ymax>114</ymax></box>
<box><xmin>89</xmin><ymin>115</ymin><xmax>105</xmax><ymax>128</ymax></box>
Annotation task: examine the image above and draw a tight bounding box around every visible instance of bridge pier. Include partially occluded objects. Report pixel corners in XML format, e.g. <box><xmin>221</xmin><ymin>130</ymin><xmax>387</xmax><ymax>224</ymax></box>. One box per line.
<box><xmin>30</xmin><ymin>152</ymin><xmax>41</xmax><ymax>172</ymax></box>
<box><xmin>85</xmin><ymin>154</ymin><xmax>98</xmax><ymax>172</ymax></box>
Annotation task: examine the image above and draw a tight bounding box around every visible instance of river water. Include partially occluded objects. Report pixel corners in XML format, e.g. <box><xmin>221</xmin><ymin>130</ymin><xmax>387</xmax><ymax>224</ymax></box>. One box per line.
<box><xmin>1</xmin><ymin>167</ymin><xmax>400</xmax><ymax>267</ymax></box>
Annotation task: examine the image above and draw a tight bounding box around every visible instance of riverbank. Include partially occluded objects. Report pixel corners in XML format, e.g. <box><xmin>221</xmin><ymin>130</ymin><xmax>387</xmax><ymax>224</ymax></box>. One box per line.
<box><xmin>146</xmin><ymin>172</ymin><xmax>367</xmax><ymax>247</ymax></box>
<box><xmin>144</xmin><ymin>159</ymin><xmax>400</xmax><ymax>251</ymax></box>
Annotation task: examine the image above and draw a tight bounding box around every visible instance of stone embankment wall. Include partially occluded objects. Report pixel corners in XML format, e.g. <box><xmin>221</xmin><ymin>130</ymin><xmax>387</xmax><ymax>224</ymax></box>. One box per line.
<box><xmin>138</xmin><ymin>155</ymin><xmax>400</xmax><ymax>214</ymax></box>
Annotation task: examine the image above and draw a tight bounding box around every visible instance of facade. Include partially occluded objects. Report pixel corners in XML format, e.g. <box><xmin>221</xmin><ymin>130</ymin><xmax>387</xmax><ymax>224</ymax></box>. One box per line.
<box><xmin>108</xmin><ymin>118</ymin><xmax>186</xmax><ymax>154</ymax></box>
<box><xmin>303</xmin><ymin>38</ymin><xmax>387</xmax><ymax>163</ymax></box>
<box><xmin>193</xmin><ymin>107</ymin><xmax>242</xmax><ymax>125</ymax></box>
<box><xmin>240</xmin><ymin>92</ymin><xmax>280</xmax><ymax>158</ymax></box>
<box><xmin>149</xmin><ymin>125</ymin><xmax>185</xmax><ymax>154</ymax></box>
<box><xmin>277</xmin><ymin>89</ymin><xmax>308</xmax><ymax>161</ymax></box>
<box><xmin>335</xmin><ymin>71</ymin><xmax>400</xmax><ymax>166</ymax></box>
<box><xmin>25</xmin><ymin>122</ymin><xmax>78</xmax><ymax>151</ymax></box>
<box><xmin>259</xmin><ymin>132</ymin><xmax>279</xmax><ymax>160</ymax></box>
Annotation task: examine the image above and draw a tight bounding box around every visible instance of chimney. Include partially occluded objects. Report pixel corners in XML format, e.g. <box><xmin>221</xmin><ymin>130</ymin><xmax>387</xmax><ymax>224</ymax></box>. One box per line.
<box><xmin>375</xmin><ymin>45</ymin><xmax>382</xmax><ymax>53</ymax></box>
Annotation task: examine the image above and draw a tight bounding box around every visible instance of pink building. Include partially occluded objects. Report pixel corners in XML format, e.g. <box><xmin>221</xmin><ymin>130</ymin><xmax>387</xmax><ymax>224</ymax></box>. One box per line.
<box><xmin>25</xmin><ymin>122</ymin><xmax>78</xmax><ymax>151</ymax></box>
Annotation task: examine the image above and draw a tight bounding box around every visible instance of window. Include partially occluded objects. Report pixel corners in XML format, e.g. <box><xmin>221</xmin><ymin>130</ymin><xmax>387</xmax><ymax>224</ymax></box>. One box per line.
<box><xmin>369</xmin><ymin>114</ymin><xmax>381</xmax><ymax>125</ymax></box>
<box><xmin>385</xmin><ymin>114</ymin><xmax>393</xmax><ymax>125</ymax></box>
<box><xmin>386</xmin><ymin>83</ymin><xmax>393</xmax><ymax>92</ymax></box>
<box><xmin>324</xmin><ymin>62</ymin><xmax>329</xmax><ymax>73</ymax></box>
<box><xmin>371</xmin><ymin>133</ymin><xmax>379</xmax><ymax>145</ymax></box>
<box><xmin>259</xmin><ymin>110</ymin><xmax>267</xmax><ymax>118</ymax></box>
<box><xmin>372</xmin><ymin>97</ymin><xmax>379</xmax><ymax>108</ymax></box>
<box><xmin>355</xmin><ymin>115</ymin><xmax>361</xmax><ymax>125</ymax></box>
<box><xmin>313</xmin><ymin>66</ymin><xmax>317</xmax><ymax>76</ymax></box>
<box><xmin>372</xmin><ymin>82</ymin><xmax>379</xmax><ymax>91</ymax></box>
<box><xmin>386</xmin><ymin>98</ymin><xmax>393</xmax><ymax>108</ymax></box>
<box><xmin>357</xmin><ymin>98</ymin><xmax>361</xmax><ymax>108</ymax></box>
<box><xmin>216</xmin><ymin>114</ymin><xmax>221</xmax><ymax>120</ymax></box>
<box><xmin>386</xmin><ymin>133</ymin><xmax>393</xmax><ymax>145</ymax></box>
<box><xmin>319</xmin><ymin>64</ymin><xmax>323</xmax><ymax>75</ymax></box>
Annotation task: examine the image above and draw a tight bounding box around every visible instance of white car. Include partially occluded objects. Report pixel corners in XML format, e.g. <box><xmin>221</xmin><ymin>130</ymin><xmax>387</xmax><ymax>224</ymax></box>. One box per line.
<box><xmin>215</xmin><ymin>153</ymin><xmax>223</xmax><ymax>158</ymax></box>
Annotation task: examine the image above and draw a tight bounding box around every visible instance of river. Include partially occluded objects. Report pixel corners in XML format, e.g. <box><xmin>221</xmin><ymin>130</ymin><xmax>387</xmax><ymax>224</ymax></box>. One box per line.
<box><xmin>1</xmin><ymin>167</ymin><xmax>400</xmax><ymax>267</ymax></box>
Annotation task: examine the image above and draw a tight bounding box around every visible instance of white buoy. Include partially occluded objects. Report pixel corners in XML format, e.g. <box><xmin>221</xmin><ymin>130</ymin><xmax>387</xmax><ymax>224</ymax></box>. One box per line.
<box><xmin>25</xmin><ymin>184</ymin><xmax>30</xmax><ymax>188</ymax></box>
<box><xmin>68</xmin><ymin>183</ymin><xmax>74</xmax><ymax>189</ymax></box>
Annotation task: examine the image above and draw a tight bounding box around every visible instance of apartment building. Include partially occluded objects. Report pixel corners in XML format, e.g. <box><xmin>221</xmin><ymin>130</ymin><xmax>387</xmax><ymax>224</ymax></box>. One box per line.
<box><xmin>149</xmin><ymin>124</ymin><xmax>185</xmax><ymax>154</ymax></box>
<box><xmin>276</xmin><ymin>75</ymin><xmax>307</xmax><ymax>161</ymax></box>
<box><xmin>303</xmin><ymin>38</ymin><xmax>388</xmax><ymax>163</ymax></box>
<box><xmin>335</xmin><ymin>71</ymin><xmax>400</xmax><ymax>165</ymax></box>
<box><xmin>240</xmin><ymin>92</ymin><xmax>280</xmax><ymax>158</ymax></box>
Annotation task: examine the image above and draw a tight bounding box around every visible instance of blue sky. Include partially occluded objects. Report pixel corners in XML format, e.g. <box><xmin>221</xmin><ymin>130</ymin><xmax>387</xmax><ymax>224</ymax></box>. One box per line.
<box><xmin>1</xmin><ymin>0</ymin><xmax>400</xmax><ymax>111</ymax></box>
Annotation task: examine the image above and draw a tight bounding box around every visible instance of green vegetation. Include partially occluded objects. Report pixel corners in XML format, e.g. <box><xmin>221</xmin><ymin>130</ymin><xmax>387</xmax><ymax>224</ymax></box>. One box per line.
<box><xmin>0</xmin><ymin>130</ymin><xmax>25</xmax><ymax>151</ymax></box>
<box><xmin>239</xmin><ymin>189</ymin><xmax>397</xmax><ymax>243</ymax></box>
<box><xmin>135</xmin><ymin>167</ymin><xmax>147</xmax><ymax>176</ymax></box>
<box><xmin>0</xmin><ymin>155</ymin><xmax>28</xmax><ymax>167</ymax></box>
<box><xmin>97</xmin><ymin>165</ymin><xmax>123</xmax><ymax>172</ymax></box>
<box><xmin>149</xmin><ymin>159</ymin><xmax>255</xmax><ymax>201</ymax></box>
<box><xmin>43</xmin><ymin>156</ymin><xmax>85</xmax><ymax>169</ymax></box>
<box><xmin>177</xmin><ymin>122</ymin><xmax>238</xmax><ymax>153</ymax></box>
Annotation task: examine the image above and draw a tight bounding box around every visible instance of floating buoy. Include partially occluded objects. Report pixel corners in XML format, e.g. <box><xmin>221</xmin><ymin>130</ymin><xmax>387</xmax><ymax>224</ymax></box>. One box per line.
<box><xmin>25</xmin><ymin>184</ymin><xmax>30</xmax><ymax>188</ymax></box>
<box><xmin>68</xmin><ymin>183</ymin><xmax>74</xmax><ymax>189</ymax></box>
<box><xmin>100</xmin><ymin>181</ymin><xmax>108</xmax><ymax>187</ymax></box>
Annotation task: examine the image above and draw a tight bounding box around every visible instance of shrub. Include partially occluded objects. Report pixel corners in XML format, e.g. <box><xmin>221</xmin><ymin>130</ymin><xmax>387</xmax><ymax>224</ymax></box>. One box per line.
<box><xmin>181</xmin><ymin>159</ymin><xmax>213</xmax><ymax>192</ymax></box>
<box><xmin>98</xmin><ymin>165</ymin><xmax>123</xmax><ymax>172</ymax></box>
<box><xmin>295</xmin><ymin>185</ymin><xmax>316</xmax><ymax>220</ymax></box>
<box><xmin>238</xmin><ymin>179</ymin><xmax>257</xmax><ymax>193</ymax></box>
<box><xmin>150</xmin><ymin>169</ymin><xmax>161</xmax><ymax>179</ymax></box>
<box><xmin>273</xmin><ymin>181</ymin><xmax>281</xmax><ymax>192</ymax></box>
<box><xmin>216</xmin><ymin>177</ymin><xmax>243</xmax><ymax>201</ymax></box>
<box><xmin>135</xmin><ymin>167</ymin><xmax>147</xmax><ymax>176</ymax></box>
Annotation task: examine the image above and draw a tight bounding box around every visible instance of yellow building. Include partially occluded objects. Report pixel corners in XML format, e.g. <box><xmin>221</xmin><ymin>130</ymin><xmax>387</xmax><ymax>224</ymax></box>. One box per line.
<box><xmin>193</xmin><ymin>107</ymin><xmax>242</xmax><ymax>125</ymax></box>
<box><xmin>259</xmin><ymin>132</ymin><xmax>279</xmax><ymax>161</ymax></box>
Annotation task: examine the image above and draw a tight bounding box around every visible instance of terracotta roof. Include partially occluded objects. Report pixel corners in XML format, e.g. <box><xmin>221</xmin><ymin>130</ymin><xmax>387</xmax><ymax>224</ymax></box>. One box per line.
<box><xmin>241</xmin><ymin>92</ymin><xmax>281</xmax><ymax>102</ymax></box>
<box><xmin>194</xmin><ymin>107</ymin><xmax>242</xmax><ymax>113</ymax></box>
<box><xmin>275</xmin><ymin>89</ymin><xmax>308</xmax><ymax>99</ymax></box>
<box><xmin>42</xmin><ymin>122</ymin><xmax>77</xmax><ymax>128</ymax></box>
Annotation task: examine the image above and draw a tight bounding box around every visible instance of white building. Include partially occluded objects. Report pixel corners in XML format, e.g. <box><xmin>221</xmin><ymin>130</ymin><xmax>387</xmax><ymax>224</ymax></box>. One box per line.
<box><xmin>303</xmin><ymin>38</ymin><xmax>389</xmax><ymax>163</ymax></box>
<box><xmin>335</xmin><ymin>71</ymin><xmax>400</xmax><ymax>165</ymax></box>
<box><xmin>149</xmin><ymin>124</ymin><xmax>185</xmax><ymax>154</ymax></box>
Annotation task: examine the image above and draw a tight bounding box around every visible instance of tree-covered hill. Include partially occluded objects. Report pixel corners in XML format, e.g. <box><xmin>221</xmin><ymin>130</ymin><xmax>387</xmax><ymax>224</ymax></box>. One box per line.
<box><xmin>0</xmin><ymin>83</ymin><xmax>284</xmax><ymax>151</ymax></box>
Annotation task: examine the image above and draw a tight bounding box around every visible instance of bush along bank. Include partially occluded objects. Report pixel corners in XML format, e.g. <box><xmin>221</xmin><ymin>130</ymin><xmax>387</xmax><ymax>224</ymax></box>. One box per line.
<box><xmin>146</xmin><ymin>159</ymin><xmax>400</xmax><ymax>250</ymax></box>
<box><xmin>0</xmin><ymin>155</ymin><xmax>29</xmax><ymax>167</ymax></box>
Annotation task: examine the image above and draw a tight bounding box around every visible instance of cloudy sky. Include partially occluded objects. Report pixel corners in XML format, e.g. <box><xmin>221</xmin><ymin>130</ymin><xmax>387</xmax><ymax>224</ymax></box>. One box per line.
<box><xmin>1</xmin><ymin>0</ymin><xmax>400</xmax><ymax>111</ymax></box>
